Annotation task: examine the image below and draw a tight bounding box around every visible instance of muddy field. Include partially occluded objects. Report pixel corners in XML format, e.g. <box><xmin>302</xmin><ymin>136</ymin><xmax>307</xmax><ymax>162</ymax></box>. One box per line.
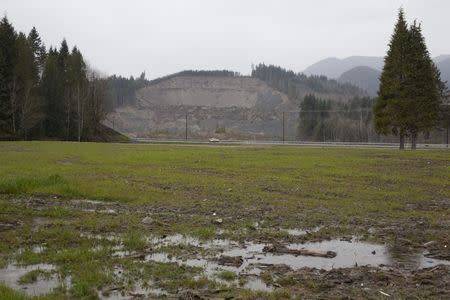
<box><xmin>0</xmin><ymin>142</ymin><xmax>449</xmax><ymax>299</ymax></box>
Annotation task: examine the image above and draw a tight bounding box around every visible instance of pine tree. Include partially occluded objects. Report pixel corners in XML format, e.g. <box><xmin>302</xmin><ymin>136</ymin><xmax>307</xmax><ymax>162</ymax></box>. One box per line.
<box><xmin>374</xmin><ymin>8</ymin><xmax>410</xmax><ymax>149</ymax></box>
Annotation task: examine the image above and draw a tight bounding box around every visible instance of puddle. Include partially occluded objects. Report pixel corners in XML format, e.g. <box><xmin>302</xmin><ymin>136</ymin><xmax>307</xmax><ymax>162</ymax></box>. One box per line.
<box><xmin>284</xmin><ymin>226</ymin><xmax>323</xmax><ymax>236</ymax></box>
<box><xmin>145</xmin><ymin>252</ymin><xmax>273</xmax><ymax>292</ymax></box>
<box><xmin>94</xmin><ymin>232</ymin><xmax>450</xmax><ymax>293</ymax></box>
<box><xmin>0</xmin><ymin>263</ymin><xmax>61</xmax><ymax>296</ymax></box>
<box><xmin>99</xmin><ymin>266</ymin><xmax>171</xmax><ymax>299</ymax></box>
<box><xmin>99</xmin><ymin>286</ymin><xmax>169</xmax><ymax>300</ymax></box>
<box><xmin>32</xmin><ymin>245</ymin><xmax>46</xmax><ymax>254</ymax></box>
<box><xmin>147</xmin><ymin>234</ymin><xmax>240</xmax><ymax>250</ymax></box>
<box><xmin>71</xmin><ymin>199</ymin><xmax>110</xmax><ymax>206</ymax></box>
<box><xmin>80</xmin><ymin>232</ymin><xmax>119</xmax><ymax>242</ymax></box>
<box><xmin>141</xmin><ymin>235</ymin><xmax>450</xmax><ymax>292</ymax></box>
<box><xmin>32</xmin><ymin>217</ymin><xmax>51</xmax><ymax>226</ymax></box>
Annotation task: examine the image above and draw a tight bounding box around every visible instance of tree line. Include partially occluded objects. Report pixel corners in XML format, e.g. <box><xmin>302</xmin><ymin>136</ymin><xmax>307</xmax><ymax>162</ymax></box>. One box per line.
<box><xmin>298</xmin><ymin>95</ymin><xmax>376</xmax><ymax>142</ymax></box>
<box><xmin>147</xmin><ymin>70</ymin><xmax>240</xmax><ymax>86</ymax></box>
<box><xmin>107</xmin><ymin>72</ymin><xmax>148</xmax><ymax>108</ymax></box>
<box><xmin>0</xmin><ymin>17</ymin><xmax>110</xmax><ymax>141</ymax></box>
<box><xmin>296</xmin><ymin>93</ymin><xmax>448</xmax><ymax>144</ymax></box>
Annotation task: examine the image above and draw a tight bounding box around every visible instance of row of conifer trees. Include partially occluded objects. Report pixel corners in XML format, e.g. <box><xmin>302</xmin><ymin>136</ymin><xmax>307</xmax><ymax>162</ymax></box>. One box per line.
<box><xmin>0</xmin><ymin>17</ymin><xmax>109</xmax><ymax>141</ymax></box>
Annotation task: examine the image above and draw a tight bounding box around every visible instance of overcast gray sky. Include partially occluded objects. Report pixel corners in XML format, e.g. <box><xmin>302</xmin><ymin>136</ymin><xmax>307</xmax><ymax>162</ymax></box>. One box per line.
<box><xmin>3</xmin><ymin>0</ymin><xmax>449</xmax><ymax>79</ymax></box>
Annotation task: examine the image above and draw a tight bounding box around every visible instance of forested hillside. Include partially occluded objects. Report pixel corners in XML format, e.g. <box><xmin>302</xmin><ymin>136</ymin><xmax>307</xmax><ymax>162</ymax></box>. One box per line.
<box><xmin>251</xmin><ymin>64</ymin><xmax>367</xmax><ymax>105</ymax></box>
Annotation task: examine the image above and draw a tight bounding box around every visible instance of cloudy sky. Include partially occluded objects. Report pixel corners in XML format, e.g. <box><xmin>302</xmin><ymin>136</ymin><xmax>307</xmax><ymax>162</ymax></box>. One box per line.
<box><xmin>3</xmin><ymin>0</ymin><xmax>449</xmax><ymax>79</ymax></box>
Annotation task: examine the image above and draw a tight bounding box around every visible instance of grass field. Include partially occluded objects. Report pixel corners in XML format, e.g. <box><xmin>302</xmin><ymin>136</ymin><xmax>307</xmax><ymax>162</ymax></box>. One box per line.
<box><xmin>0</xmin><ymin>142</ymin><xmax>449</xmax><ymax>299</ymax></box>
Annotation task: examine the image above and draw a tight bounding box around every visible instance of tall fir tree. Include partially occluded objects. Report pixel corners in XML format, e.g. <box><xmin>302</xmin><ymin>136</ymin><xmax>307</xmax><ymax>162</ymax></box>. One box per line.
<box><xmin>374</xmin><ymin>8</ymin><xmax>410</xmax><ymax>149</ymax></box>
<box><xmin>375</xmin><ymin>9</ymin><xmax>445</xmax><ymax>149</ymax></box>
<box><xmin>14</xmin><ymin>33</ymin><xmax>42</xmax><ymax>139</ymax></box>
<box><xmin>0</xmin><ymin>17</ymin><xmax>17</xmax><ymax>138</ymax></box>
<box><xmin>403</xmin><ymin>21</ymin><xmax>442</xmax><ymax>149</ymax></box>
<box><xmin>27</xmin><ymin>26</ymin><xmax>46</xmax><ymax>76</ymax></box>
<box><xmin>41</xmin><ymin>47</ymin><xmax>64</xmax><ymax>137</ymax></box>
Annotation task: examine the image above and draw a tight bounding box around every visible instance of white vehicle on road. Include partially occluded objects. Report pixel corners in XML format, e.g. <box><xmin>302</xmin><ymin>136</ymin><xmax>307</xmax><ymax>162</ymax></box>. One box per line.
<box><xmin>209</xmin><ymin>138</ymin><xmax>220</xmax><ymax>143</ymax></box>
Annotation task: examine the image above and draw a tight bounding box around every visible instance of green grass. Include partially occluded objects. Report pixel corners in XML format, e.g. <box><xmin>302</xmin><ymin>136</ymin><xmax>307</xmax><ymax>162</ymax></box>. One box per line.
<box><xmin>217</xmin><ymin>270</ymin><xmax>237</xmax><ymax>281</ymax></box>
<box><xmin>0</xmin><ymin>174</ymin><xmax>67</xmax><ymax>195</ymax></box>
<box><xmin>18</xmin><ymin>269</ymin><xmax>53</xmax><ymax>284</ymax></box>
<box><xmin>123</xmin><ymin>231</ymin><xmax>147</xmax><ymax>251</ymax></box>
<box><xmin>0</xmin><ymin>141</ymin><xmax>449</xmax><ymax>298</ymax></box>
<box><xmin>0</xmin><ymin>283</ymin><xmax>28</xmax><ymax>300</ymax></box>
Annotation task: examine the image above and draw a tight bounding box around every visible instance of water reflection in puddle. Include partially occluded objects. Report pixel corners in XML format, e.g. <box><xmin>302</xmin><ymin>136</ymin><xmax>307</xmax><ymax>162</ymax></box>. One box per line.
<box><xmin>284</xmin><ymin>226</ymin><xmax>323</xmax><ymax>236</ymax></box>
<box><xmin>0</xmin><ymin>263</ymin><xmax>60</xmax><ymax>296</ymax></box>
<box><xmin>145</xmin><ymin>252</ymin><xmax>273</xmax><ymax>292</ymax></box>
<box><xmin>141</xmin><ymin>235</ymin><xmax>450</xmax><ymax>292</ymax></box>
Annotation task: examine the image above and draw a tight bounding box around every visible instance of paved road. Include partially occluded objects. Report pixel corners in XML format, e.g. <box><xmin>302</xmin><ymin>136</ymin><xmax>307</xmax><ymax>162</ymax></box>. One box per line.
<box><xmin>132</xmin><ymin>138</ymin><xmax>449</xmax><ymax>149</ymax></box>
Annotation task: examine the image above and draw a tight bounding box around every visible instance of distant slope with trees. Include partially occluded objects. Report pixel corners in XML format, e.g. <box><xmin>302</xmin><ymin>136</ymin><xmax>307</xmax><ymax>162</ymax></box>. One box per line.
<box><xmin>338</xmin><ymin>66</ymin><xmax>381</xmax><ymax>97</ymax></box>
<box><xmin>251</xmin><ymin>63</ymin><xmax>367</xmax><ymax>105</ymax></box>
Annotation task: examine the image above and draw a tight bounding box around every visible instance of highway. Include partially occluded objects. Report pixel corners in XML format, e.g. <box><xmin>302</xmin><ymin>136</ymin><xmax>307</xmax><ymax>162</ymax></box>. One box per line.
<box><xmin>132</xmin><ymin>138</ymin><xmax>450</xmax><ymax>149</ymax></box>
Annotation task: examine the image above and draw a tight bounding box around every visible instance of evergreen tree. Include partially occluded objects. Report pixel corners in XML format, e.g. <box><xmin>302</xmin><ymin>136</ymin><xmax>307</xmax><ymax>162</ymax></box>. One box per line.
<box><xmin>0</xmin><ymin>19</ymin><xmax>110</xmax><ymax>141</ymax></box>
<box><xmin>0</xmin><ymin>17</ymin><xmax>17</xmax><ymax>138</ymax></box>
<box><xmin>403</xmin><ymin>21</ymin><xmax>443</xmax><ymax>149</ymax></box>
<box><xmin>374</xmin><ymin>8</ymin><xmax>410</xmax><ymax>149</ymax></box>
<box><xmin>42</xmin><ymin>47</ymin><xmax>64</xmax><ymax>137</ymax></box>
<box><xmin>14</xmin><ymin>33</ymin><xmax>40</xmax><ymax>139</ymax></box>
<box><xmin>375</xmin><ymin>9</ymin><xmax>445</xmax><ymax>149</ymax></box>
<box><xmin>27</xmin><ymin>26</ymin><xmax>46</xmax><ymax>76</ymax></box>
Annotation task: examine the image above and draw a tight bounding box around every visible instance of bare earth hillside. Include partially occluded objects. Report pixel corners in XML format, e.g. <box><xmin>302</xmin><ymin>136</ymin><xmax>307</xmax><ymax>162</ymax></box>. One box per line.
<box><xmin>106</xmin><ymin>76</ymin><xmax>299</xmax><ymax>140</ymax></box>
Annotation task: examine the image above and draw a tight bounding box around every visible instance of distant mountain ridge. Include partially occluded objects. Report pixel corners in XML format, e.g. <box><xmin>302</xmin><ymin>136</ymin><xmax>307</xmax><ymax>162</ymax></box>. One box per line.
<box><xmin>338</xmin><ymin>66</ymin><xmax>381</xmax><ymax>97</ymax></box>
<box><xmin>305</xmin><ymin>55</ymin><xmax>450</xmax><ymax>94</ymax></box>
<box><xmin>303</xmin><ymin>56</ymin><xmax>384</xmax><ymax>79</ymax></box>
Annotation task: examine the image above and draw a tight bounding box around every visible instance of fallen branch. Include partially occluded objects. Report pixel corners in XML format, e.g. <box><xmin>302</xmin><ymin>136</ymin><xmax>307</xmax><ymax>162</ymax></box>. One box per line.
<box><xmin>263</xmin><ymin>245</ymin><xmax>337</xmax><ymax>258</ymax></box>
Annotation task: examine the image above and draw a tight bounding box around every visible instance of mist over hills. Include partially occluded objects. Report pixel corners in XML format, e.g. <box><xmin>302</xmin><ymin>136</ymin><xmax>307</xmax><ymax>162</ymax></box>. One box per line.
<box><xmin>303</xmin><ymin>56</ymin><xmax>384</xmax><ymax>79</ymax></box>
<box><xmin>438</xmin><ymin>58</ymin><xmax>450</xmax><ymax>87</ymax></box>
<box><xmin>304</xmin><ymin>55</ymin><xmax>450</xmax><ymax>95</ymax></box>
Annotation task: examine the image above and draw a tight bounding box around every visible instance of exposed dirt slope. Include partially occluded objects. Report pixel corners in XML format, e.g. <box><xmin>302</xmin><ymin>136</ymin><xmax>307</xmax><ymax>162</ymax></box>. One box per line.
<box><xmin>107</xmin><ymin>76</ymin><xmax>298</xmax><ymax>139</ymax></box>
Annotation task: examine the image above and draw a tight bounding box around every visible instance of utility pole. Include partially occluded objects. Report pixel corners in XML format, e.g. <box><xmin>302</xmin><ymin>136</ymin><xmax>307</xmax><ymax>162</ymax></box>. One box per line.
<box><xmin>359</xmin><ymin>108</ymin><xmax>363</xmax><ymax>142</ymax></box>
<box><xmin>185</xmin><ymin>113</ymin><xmax>188</xmax><ymax>141</ymax></box>
<box><xmin>447</xmin><ymin>117</ymin><xmax>449</xmax><ymax>148</ymax></box>
<box><xmin>282</xmin><ymin>112</ymin><xmax>285</xmax><ymax>144</ymax></box>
